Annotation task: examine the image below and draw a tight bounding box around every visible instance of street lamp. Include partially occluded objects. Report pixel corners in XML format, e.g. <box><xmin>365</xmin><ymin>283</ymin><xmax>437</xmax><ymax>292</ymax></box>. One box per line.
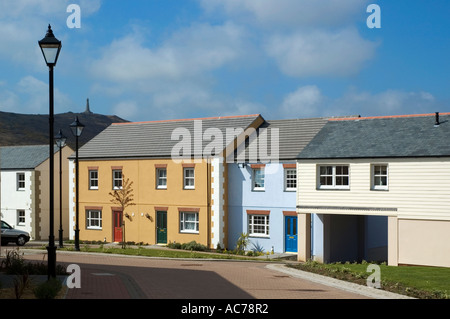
<box><xmin>70</xmin><ymin>117</ymin><xmax>84</xmax><ymax>251</ymax></box>
<box><xmin>39</xmin><ymin>24</ymin><xmax>62</xmax><ymax>279</ymax></box>
<box><xmin>55</xmin><ymin>130</ymin><xmax>67</xmax><ymax>248</ymax></box>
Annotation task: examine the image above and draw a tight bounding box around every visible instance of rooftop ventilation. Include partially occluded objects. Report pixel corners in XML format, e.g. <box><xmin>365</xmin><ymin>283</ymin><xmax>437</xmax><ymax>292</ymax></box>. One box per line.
<box><xmin>434</xmin><ymin>112</ymin><xmax>440</xmax><ymax>127</ymax></box>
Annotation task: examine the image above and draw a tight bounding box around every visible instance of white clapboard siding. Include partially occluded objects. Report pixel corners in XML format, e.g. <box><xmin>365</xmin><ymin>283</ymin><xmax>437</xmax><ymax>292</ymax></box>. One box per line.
<box><xmin>297</xmin><ymin>158</ymin><xmax>450</xmax><ymax>221</ymax></box>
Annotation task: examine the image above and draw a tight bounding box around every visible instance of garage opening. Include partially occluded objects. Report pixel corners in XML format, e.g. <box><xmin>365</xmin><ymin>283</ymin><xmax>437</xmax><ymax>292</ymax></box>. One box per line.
<box><xmin>315</xmin><ymin>214</ymin><xmax>388</xmax><ymax>264</ymax></box>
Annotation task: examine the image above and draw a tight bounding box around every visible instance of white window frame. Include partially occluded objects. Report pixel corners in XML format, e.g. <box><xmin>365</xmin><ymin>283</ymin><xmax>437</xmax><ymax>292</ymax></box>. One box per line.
<box><xmin>248</xmin><ymin>214</ymin><xmax>270</xmax><ymax>237</ymax></box>
<box><xmin>86</xmin><ymin>210</ymin><xmax>102</xmax><ymax>230</ymax></box>
<box><xmin>183</xmin><ymin>168</ymin><xmax>195</xmax><ymax>189</ymax></box>
<box><xmin>372</xmin><ymin>164</ymin><xmax>389</xmax><ymax>190</ymax></box>
<box><xmin>112</xmin><ymin>169</ymin><xmax>123</xmax><ymax>190</ymax></box>
<box><xmin>156</xmin><ymin>168</ymin><xmax>167</xmax><ymax>189</ymax></box>
<box><xmin>179</xmin><ymin>212</ymin><xmax>199</xmax><ymax>233</ymax></box>
<box><xmin>318</xmin><ymin>165</ymin><xmax>350</xmax><ymax>189</ymax></box>
<box><xmin>89</xmin><ymin>170</ymin><xmax>99</xmax><ymax>190</ymax></box>
<box><xmin>17</xmin><ymin>173</ymin><xmax>25</xmax><ymax>191</ymax></box>
<box><xmin>284</xmin><ymin>168</ymin><xmax>297</xmax><ymax>191</ymax></box>
<box><xmin>17</xmin><ymin>209</ymin><xmax>25</xmax><ymax>226</ymax></box>
<box><xmin>252</xmin><ymin>168</ymin><xmax>265</xmax><ymax>191</ymax></box>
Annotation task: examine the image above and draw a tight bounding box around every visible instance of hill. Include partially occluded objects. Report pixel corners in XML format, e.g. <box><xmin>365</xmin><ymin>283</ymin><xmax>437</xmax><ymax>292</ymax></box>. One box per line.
<box><xmin>0</xmin><ymin>110</ymin><xmax>128</xmax><ymax>149</ymax></box>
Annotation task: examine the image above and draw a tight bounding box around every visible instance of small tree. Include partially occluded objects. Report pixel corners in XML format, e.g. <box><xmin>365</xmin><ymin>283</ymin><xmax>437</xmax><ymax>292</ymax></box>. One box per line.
<box><xmin>109</xmin><ymin>174</ymin><xmax>136</xmax><ymax>248</ymax></box>
<box><xmin>236</xmin><ymin>232</ymin><xmax>250</xmax><ymax>255</ymax></box>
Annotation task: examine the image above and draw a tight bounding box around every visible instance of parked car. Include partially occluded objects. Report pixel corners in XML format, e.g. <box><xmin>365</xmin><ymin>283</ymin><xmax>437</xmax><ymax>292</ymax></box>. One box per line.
<box><xmin>1</xmin><ymin>220</ymin><xmax>30</xmax><ymax>246</ymax></box>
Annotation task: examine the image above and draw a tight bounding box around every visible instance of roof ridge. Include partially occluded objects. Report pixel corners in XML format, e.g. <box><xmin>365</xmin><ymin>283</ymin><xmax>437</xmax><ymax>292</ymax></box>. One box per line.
<box><xmin>329</xmin><ymin>112</ymin><xmax>450</xmax><ymax>121</ymax></box>
<box><xmin>112</xmin><ymin>114</ymin><xmax>261</xmax><ymax>126</ymax></box>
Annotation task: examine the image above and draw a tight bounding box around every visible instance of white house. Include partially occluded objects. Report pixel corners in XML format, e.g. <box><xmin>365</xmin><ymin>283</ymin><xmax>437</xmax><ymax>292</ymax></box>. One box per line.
<box><xmin>296</xmin><ymin>113</ymin><xmax>450</xmax><ymax>268</ymax></box>
<box><xmin>1</xmin><ymin>145</ymin><xmax>73</xmax><ymax>241</ymax></box>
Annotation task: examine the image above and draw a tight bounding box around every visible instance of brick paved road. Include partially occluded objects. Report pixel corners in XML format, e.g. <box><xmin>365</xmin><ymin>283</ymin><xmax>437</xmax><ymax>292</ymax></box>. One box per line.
<box><xmin>20</xmin><ymin>251</ymin><xmax>369</xmax><ymax>300</ymax></box>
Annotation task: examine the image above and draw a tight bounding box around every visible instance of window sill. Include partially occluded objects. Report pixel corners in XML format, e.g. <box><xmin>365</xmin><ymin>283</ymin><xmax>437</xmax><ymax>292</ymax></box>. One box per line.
<box><xmin>249</xmin><ymin>234</ymin><xmax>270</xmax><ymax>238</ymax></box>
<box><xmin>371</xmin><ymin>188</ymin><xmax>389</xmax><ymax>191</ymax></box>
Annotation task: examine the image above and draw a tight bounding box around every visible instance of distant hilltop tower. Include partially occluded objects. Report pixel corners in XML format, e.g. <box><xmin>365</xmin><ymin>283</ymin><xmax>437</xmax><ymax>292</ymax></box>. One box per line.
<box><xmin>84</xmin><ymin>98</ymin><xmax>93</xmax><ymax>114</ymax></box>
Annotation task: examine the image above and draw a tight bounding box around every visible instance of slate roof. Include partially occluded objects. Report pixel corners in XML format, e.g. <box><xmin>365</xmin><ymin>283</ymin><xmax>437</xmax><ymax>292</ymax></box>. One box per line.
<box><xmin>235</xmin><ymin>117</ymin><xmax>328</xmax><ymax>161</ymax></box>
<box><xmin>0</xmin><ymin>145</ymin><xmax>58</xmax><ymax>170</ymax></box>
<box><xmin>75</xmin><ymin>114</ymin><xmax>263</xmax><ymax>159</ymax></box>
<box><xmin>298</xmin><ymin>113</ymin><xmax>450</xmax><ymax>159</ymax></box>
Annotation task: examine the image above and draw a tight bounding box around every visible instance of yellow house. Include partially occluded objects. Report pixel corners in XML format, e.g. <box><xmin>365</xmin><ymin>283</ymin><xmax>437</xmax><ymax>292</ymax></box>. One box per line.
<box><xmin>69</xmin><ymin>114</ymin><xmax>263</xmax><ymax>248</ymax></box>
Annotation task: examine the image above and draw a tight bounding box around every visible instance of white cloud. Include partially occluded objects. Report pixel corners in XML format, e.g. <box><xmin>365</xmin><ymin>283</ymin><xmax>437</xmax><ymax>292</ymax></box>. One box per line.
<box><xmin>0</xmin><ymin>0</ymin><xmax>101</xmax><ymax>68</ymax></box>
<box><xmin>199</xmin><ymin>0</ymin><xmax>378</xmax><ymax>78</ymax></box>
<box><xmin>199</xmin><ymin>0</ymin><xmax>369</xmax><ymax>28</ymax></box>
<box><xmin>266</xmin><ymin>28</ymin><xmax>378</xmax><ymax>77</ymax></box>
<box><xmin>334</xmin><ymin>89</ymin><xmax>438</xmax><ymax>117</ymax></box>
<box><xmin>0</xmin><ymin>0</ymin><xmax>101</xmax><ymax>18</ymax></box>
<box><xmin>278</xmin><ymin>85</ymin><xmax>439</xmax><ymax>119</ymax></box>
<box><xmin>280</xmin><ymin>86</ymin><xmax>323</xmax><ymax>117</ymax></box>
<box><xmin>14</xmin><ymin>75</ymin><xmax>74</xmax><ymax>113</ymax></box>
<box><xmin>91</xmin><ymin>21</ymin><xmax>248</xmax><ymax>83</ymax></box>
<box><xmin>112</xmin><ymin>100</ymin><xmax>139</xmax><ymax>120</ymax></box>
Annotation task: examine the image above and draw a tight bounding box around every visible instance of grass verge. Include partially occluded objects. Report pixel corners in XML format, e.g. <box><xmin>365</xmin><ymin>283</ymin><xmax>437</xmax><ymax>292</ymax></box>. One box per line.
<box><xmin>60</xmin><ymin>244</ymin><xmax>269</xmax><ymax>261</ymax></box>
<box><xmin>287</xmin><ymin>259</ymin><xmax>450</xmax><ymax>299</ymax></box>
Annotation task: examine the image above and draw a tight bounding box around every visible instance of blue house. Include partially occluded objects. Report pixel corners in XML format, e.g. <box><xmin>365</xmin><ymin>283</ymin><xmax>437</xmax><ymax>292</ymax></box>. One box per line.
<box><xmin>227</xmin><ymin>118</ymin><xmax>327</xmax><ymax>254</ymax></box>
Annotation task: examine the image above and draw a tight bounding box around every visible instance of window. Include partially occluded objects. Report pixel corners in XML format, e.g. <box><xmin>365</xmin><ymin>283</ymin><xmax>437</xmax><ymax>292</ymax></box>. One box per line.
<box><xmin>318</xmin><ymin>165</ymin><xmax>349</xmax><ymax>189</ymax></box>
<box><xmin>183</xmin><ymin>168</ymin><xmax>195</xmax><ymax>189</ymax></box>
<box><xmin>17</xmin><ymin>210</ymin><xmax>25</xmax><ymax>226</ymax></box>
<box><xmin>179</xmin><ymin>212</ymin><xmax>199</xmax><ymax>233</ymax></box>
<box><xmin>89</xmin><ymin>170</ymin><xmax>99</xmax><ymax>190</ymax></box>
<box><xmin>284</xmin><ymin>168</ymin><xmax>297</xmax><ymax>191</ymax></box>
<box><xmin>112</xmin><ymin>169</ymin><xmax>122</xmax><ymax>190</ymax></box>
<box><xmin>372</xmin><ymin>164</ymin><xmax>388</xmax><ymax>190</ymax></box>
<box><xmin>17</xmin><ymin>173</ymin><xmax>25</xmax><ymax>191</ymax></box>
<box><xmin>252</xmin><ymin>168</ymin><xmax>265</xmax><ymax>191</ymax></box>
<box><xmin>156</xmin><ymin>168</ymin><xmax>167</xmax><ymax>189</ymax></box>
<box><xmin>86</xmin><ymin>210</ymin><xmax>102</xmax><ymax>229</ymax></box>
<box><xmin>248</xmin><ymin>214</ymin><xmax>270</xmax><ymax>237</ymax></box>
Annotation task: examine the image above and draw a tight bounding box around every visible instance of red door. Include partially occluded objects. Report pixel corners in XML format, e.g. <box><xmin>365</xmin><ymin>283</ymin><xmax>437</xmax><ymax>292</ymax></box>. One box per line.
<box><xmin>113</xmin><ymin>211</ymin><xmax>123</xmax><ymax>242</ymax></box>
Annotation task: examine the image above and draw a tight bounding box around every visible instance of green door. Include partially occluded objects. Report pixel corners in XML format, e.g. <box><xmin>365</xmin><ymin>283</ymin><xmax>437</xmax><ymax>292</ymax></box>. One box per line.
<box><xmin>156</xmin><ymin>211</ymin><xmax>167</xmax><ymax>244</ymax></box>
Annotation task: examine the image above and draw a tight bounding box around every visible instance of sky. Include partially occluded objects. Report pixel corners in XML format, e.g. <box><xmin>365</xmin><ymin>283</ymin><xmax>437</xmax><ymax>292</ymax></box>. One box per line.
<box><xmin>0</xmin><ymin>0</ymin><xmax>449</xmax><ymax>122</ymax></box>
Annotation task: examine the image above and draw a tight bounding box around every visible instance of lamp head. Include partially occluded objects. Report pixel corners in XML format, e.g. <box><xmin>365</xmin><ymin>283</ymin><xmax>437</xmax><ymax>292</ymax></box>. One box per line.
<box><xmin>38</xmin><ymin>25</ymin><xmax>62</xmax><ymax>67</ymax></box>
<box><xmin>70</xmin><ymin>117</ymin><xmax>85</xmax><ymax>137</ymax></box>
<box><xmin>55</xmin><ymin>129</ymin><xmax>67</xmax><ymax>148</ymax></box>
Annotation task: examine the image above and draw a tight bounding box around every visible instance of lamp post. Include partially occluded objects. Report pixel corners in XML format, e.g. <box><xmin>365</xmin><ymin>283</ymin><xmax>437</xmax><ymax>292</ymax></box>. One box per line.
<box><xmin>55</xmin><ymin>130</ymin><xmax>67</xmax><ymax>248</ymax></box>
<box><xmin>39</xmin><ymin>24</ymin><xmax>61</xmax><ymax>279</ymax></box>
<box><xmin>70</xmin><ymin>117</ymin><xmax>84</xmax><ymax>251</ymax></box>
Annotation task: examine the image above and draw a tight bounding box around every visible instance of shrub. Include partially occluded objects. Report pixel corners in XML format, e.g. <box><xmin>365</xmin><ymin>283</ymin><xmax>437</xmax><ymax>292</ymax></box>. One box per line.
<box><xmin>13</xmin><ymin>274</ymin><xmax>33</xmax><ymax>299</ymax></box>
<box><xmin>1</xmin><ymin>249</ymin><xmax>25</xmax><ymax>274</ymax></box>
<box><xmin>236</xmin><ymin>233</ymin><xmax>249</xmax><ymax>253</ymax></box>
<box><xmin>33</xmin><ymin>278</ymin><xmax>63</xmax><ymax>299</ymax></box>
<box><xmin>251</xmin><ymin>241</ymin><xmax>265</xmax><ymax>256</ymax></box>
<box><xmin>167</xmin><ymin>241</ymin><xmax>182</xmax><ymax>249</ymax></box>
<box><xmin>181</xmin><ymin>241</ymin><xmax>207</xmax><ymax>251</ymax></box>
<box><xmin>0</xmin><ymin>248</ymin><xmax>66</xmax><ymax>276</ymax></box>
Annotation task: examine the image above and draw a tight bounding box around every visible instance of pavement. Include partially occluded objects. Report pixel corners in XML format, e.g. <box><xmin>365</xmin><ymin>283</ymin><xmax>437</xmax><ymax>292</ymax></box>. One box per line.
<box><xmin>0</xmin><ymin>241</ymin><xmax>414</xmax><ymax>301</ymax></box>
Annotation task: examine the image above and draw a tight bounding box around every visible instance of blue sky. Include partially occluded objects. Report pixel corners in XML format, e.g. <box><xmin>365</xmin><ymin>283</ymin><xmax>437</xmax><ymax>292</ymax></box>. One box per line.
<box><xmin>0</xmin><ymin>0</ymin><xmax>448</xmax><ymax>122</ymax></box>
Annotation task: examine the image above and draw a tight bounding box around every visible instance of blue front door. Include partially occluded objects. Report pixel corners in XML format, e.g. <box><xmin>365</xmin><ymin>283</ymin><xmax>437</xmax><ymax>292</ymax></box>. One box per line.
<box><xmin>285</xmin><ymin>216</ymin><xmax>298</xmax><ymax>253</ymax></box>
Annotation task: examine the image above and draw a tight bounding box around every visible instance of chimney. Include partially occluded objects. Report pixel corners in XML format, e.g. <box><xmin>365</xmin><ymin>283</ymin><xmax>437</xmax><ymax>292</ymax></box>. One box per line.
<box><xmin>434</xmin><ymin>112</ymin><xmax>440</xmax><ymax>127</ymax></box>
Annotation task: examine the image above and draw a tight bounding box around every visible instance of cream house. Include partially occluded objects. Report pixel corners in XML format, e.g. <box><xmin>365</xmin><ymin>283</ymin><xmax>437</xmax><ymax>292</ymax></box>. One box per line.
<box><xmin>296</xmin><ymin>113</ymin><xmax>450</xmax><ymax>267</ymax></box>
